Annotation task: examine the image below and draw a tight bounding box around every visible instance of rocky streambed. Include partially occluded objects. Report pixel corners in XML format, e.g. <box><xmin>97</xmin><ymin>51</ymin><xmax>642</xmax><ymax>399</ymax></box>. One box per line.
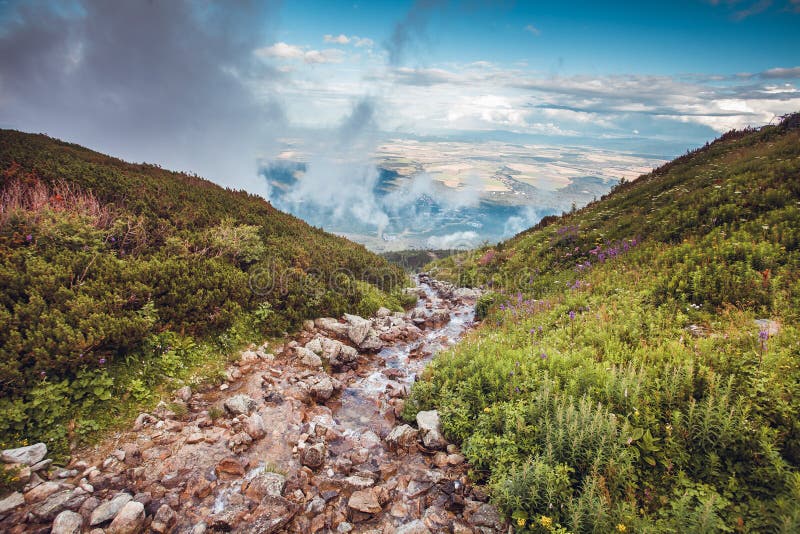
<box><xmin>0</xmin><ymin>276</ymin><xmax>506</xmax><ymax>534</ymax></box>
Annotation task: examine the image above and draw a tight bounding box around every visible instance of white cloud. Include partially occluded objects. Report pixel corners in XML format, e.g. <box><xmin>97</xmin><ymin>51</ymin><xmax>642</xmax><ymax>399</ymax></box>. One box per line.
<box><xmin>354</xmin><ymin>37</ymin><xmax>374</xmax><ymax>48</ymax></box>
<box><xmin>426</xmin><ymin>231</ymin><xmax>480</xmax><ymax>249</ymax></box>
<box><xmin>524</xmin><ymin>24</ymin><xmax>541</xmax><ymax>36</ymax></box>
<box><xmin>256</xmin><ymin>42</ymin><xmax>344</xmax><ymax>64</ymax></box>
<box><xmin>324</xmin><ymin>34</ymin><xmax>350</xmax><ymax>44</ymax></box>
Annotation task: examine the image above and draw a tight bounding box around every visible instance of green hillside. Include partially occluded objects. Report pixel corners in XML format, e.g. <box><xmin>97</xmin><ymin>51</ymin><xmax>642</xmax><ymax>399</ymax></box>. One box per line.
<box><xmin>0</xmin><ymin>130</ymin><xmax>408</xmax><ymax>454</ymax></box>
<box><xmin>406</xmin><ymin>114</ymin><xmax>800</xmax><ymax>532</ymax></box>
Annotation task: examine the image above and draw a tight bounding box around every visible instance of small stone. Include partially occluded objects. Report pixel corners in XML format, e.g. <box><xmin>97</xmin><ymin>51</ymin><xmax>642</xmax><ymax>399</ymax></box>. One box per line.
<box><xmin>245</xmin><ymin>413</ymin><xmax>267</xmax><ymax>440</ymax></box>
<box><xmin>107</xmin><ymin>500</ymin><xmax>145</xmax><ymax>534</ymax></box>
<box><xmin>347</xmin><ymin>488</ymin><xmax>381</xmax><ymax>514</ymax></box>
<box><xmin>395</xmin><ymin>519</ymin><xmax>432</xmax><ymax>534</ymax></box>
<box><xmin>1</xmin><ymin>443</ymin><xmax>47</xmax><ymax>465</ymax></box>
<box><xmin>186</xmin><ymin>432</ymin><xmax>204</xmax><ymax>444</ymax></box>
<box><xmin>175</xmin><ymin>385</ymin><xmax>192</xmax><ymax>401</ymax></box>
<box><xmin>215</xmin><ymin>457</ymin><xmax>245</xmax><ymax>477</ymax></box>
<box><xmin>386</xmin><ymin>424</ymin><xmax>419</xmax><ymax>451</ymax></box>
<box><xmin>302</xmin><ymin>442</ymin><xmax>326</xmax><ymax>469</ymax></box>
<box><xmin>296</xmin><ymin>347</ymin><xmax>323</xmax><ymax>368</ymax></box>
<box><xmin>150</xmin><ymin>504</ymin><xmax>177</xmax><ymax>533</ymax></box>
<box><xmin>52</xmin><ymin>510</ymin><xmax>84</xmax><ymax>534</ymax></box>
<box><xmin>447</xmin><ymin>453</ymin><xmax>466</xmax><ymax>466</ymax></box>
<box><xmin>223</xmin><ymin>394</ymin><xmax>256</xmax><ymax>416</ymax></box>
<box><xmin>242</xmin><ymin>471</ymin><xmax>286</xmax><ymax>500</ymax></box>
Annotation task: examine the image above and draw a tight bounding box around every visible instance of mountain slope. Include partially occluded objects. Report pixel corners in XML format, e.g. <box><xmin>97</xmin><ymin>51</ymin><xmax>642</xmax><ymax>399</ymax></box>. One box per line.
<box><xmin>405</xmin><ymin>114</ymin><xmax>800</xmax><ymax>532</ymax></box>
<box><xmin>0</xmin><ymin>130</ymin><xmax>408</xmax><ymax>454</ymax></box>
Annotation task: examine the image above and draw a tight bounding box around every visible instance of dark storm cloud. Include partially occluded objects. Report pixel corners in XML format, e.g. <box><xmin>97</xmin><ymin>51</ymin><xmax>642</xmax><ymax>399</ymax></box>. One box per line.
<box><xmin>0</xmin><ymin>0</ymin><xmax>283</xmax><ymax>188</ymax></box>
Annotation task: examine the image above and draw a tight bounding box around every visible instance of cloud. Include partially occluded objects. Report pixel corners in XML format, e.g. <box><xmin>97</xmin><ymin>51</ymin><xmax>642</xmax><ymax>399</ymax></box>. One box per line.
<box><xmin>426</xmin><ymin>231</ymin><xmax>480</xmax><ymax>249</ymax></box>
<box><xmin>0</xmin><ymin>0</ymin><xmax>283</xmax><ymax>194</ymax></box>
<box><xmin>524</xmin><ymin>24</ymin><xmax>541</xmax><ymax>36</ymax></box>
<box><xmin>256</xmin><ymin>42</ymin><xmax>344</xmax><ymax>64</ymax></box>
<box><xmin>760</xmin><ymin>66</ymin><xmax>800</xmax><ymax>78</ymax></box>
<box><xmin>385</xmin><ymin>0</ymin><xmax>446</xmax><ymax>65</ymax></box>
<box><xmin>324</xmin><ymin>34</ymin><xmax>350</xmax><ymax>44</ymax></box>
<box><xmin>354</xmin><ymin>37</ymin><xmax>375</xmax><ymax>48</ymax></box>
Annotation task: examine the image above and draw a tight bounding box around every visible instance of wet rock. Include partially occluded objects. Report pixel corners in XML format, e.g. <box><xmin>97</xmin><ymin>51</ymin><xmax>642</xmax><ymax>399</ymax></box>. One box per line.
<box><xmin>150</xmin><ymin>504</ymin><xmax>176</xmax><ymax>533</ymax></box>
<box><xmin>309</xmin><ymin>375</ymin><xmax>336</xmax><ymax>401</ymax></box>
<box><xmin>0</xmin><ymin>491</ymin><xmax>24</xmax><ymax>515</ymax></box>
<box><xmin>210</xmin><ymin>502</ymin><xmax>250</xmax><ymax>531</ymax></box>
<box><xmin>185</xmin><ymin>474</ymin><xmax>212</xmax><ymax>499</ymax></box>
<box><xmin>358</xmin><ymin>331</ymin><xmax>383</xmax><ymax>351</ymax></box>
<box><xmin>243</xmin><ymin>472</ymin><xmax>286</xmax><ymax>500</ymax></box>
<box><xmin>215</xmin><ymin>457</ymin><xmax>245</xmax><ymax>477</ymax></box>
<box><xmin>302</xmin><ymin>443</ymin><xmax>326</xmax><ymax>469</ymax></box>
<box><xmin>245</xmin><ymin>413</ymin><xmax>267</xmax><ymax>440</ymax></box>
<box><xmin>396</xmin><ymin>519</ymin><xmax>433</xmax><ymax>534</ymax></box>
<box><xmin>417</xmin><ymin>410</ymin><xmax>448</xmax><ymax>449</ymax></box>
<box><xmin>429</xmin><ymin>309</ymin><xmax>450</xmax><ymax>326</ymax></box>
<box><xmin>344</xmin><ymin>314</ymin><xmax>371</xmax><ymax>345</ymax></box>
<box><xmin>1</xmin><ymin>443</ymin><xmax>47</xmax><ymax>466</ymax></box>
<box><xmin>106</xmin><ymin>500</ymin><xmax>145</xmax><ymax>534</ymax></box>
<box><xmin>244</xmin><ymin>496</ymin><xmax>298</xmax><ymax>533</ymax></box>
<box><xmin>296</xmin><ymin>347</ymin><xmax>323</xmax><ymax>368</ymax></box>
<box><xmin>90</xmin><ymin>492</ymin><xmax>133</xmax><ymax>526</ymax></box>
<box><xmin>224</xmin><ymin>394</ymin><xmax>257</xmax><ymax>416</ymax></box>
<box><xmin>347</xmin><ymin>488</ymin><xmax>381</xmax><ymax>514</ymax></box>
<box><xmin>52</xmin><ymin>510</ymin><xmax>84</xmax><ymax>534</ymax></box>
<box><xmin>386</xmin><ymin>424</ymin><xmax>419</xmax><ymax>451</ymax></box>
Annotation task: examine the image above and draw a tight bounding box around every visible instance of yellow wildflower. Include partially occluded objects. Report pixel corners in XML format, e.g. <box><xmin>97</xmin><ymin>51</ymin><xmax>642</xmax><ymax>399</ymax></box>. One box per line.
<box><xmin>540</xmin><ymin>515</ymin><xmax>553</xmax><ymax>529</ymax></box>
<box><xmin>483</xmin><ymin>407</ymin><xmax>491</xmax><ymax>413</ymax></box>
<box><xmin>517</xmin><ymin>517</ymin><xmax>526</xmax><ymax>527</ymax></box>
<box><xmin>616</xmin><ymin>524</ymin><xmax>627</xmax><ymax>532</ymax></box>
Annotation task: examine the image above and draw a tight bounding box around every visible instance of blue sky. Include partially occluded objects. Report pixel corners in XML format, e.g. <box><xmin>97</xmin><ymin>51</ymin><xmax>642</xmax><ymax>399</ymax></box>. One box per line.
<box><xmin>0</xmin><ymin>0</ymin><xmax>798</xmax><ymax>238</ymax></box>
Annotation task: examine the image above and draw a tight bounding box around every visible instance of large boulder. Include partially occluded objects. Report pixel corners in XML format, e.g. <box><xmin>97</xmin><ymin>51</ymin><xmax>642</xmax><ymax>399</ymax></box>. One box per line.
<box><xmin>344</xmin><ymin>314</ymin><xmax>371</xmax><ymax>345</ymax></box>
<box><xmin>308</xmin><ymin>375</ymin><xmax>336</xmax><ymax>401</ymax></box>
<box><xmin>107</xmin><ymin>500</ymin><xmax>145</xmax><ymax>534</ymax></box>
<box><xmin>1</xmin><ymin>443</ymin><xmax>47</xmax><ymax>465</ymax></box>
<box><xmin>224</xmin><ymin>394</ymin><xmax>257</xmax><ymax>416</ymax></box>
<box><xmin>358</xmin><ymin>331</ymin><xmax>384</xmax><ymax>351</ymax></box>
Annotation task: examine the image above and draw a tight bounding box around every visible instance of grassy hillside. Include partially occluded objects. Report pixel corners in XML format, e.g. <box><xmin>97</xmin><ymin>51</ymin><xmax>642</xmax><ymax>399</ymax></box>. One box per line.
<box><xmin>405</xmin><ymin>114</ymin><xmax>800</xmax><ymax>532</ymax></box>
<box><xmin>0</xmin><ymin>130</ymin><xmax>409</xmax><ymax>455</ymax></box>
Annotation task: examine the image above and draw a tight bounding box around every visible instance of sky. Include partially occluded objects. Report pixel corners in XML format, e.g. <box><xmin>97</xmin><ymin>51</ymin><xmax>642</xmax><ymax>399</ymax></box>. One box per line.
<box><xmin>1</xmin><ymin>0</ymin><xmax>799</xmax><ymax>248</ymax></box>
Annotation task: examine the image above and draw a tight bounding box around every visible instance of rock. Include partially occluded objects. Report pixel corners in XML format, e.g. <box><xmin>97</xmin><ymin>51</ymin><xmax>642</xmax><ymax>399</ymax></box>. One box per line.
<box><xmin>309</xmin><ymin>375</ymin><xmax>335</xmax><ymax>401</ymax></box>
<box><xmin>24</xmin><ymin>480</ymin><xmax>62</xmax><ymax>503</ymax></box>
<box><xmin>30</xmin><ymin>488</ymin><xmax>88</xmax><ymax>521</ymax></box>
<box><xmin>30</xmin><ymin>458</ymin><xmax>52</xmax><ymax>472</ymax></box>
<box><xmin>175</xmin><ymin>385</ymin><xmax>192</xmax><ymax>401</ymax></box>
<box><xmin>469</xmin><ymin>503</ymin><xmax>502</xmax><ymax>529</ymax></box>
<box><xmin>245</xmin><ymin>496</ymin><xmax>298</xmax><ymax>533</ymax></box>
<box><xmin>376</xmin><ymin>307</ymin><xmax>392</xmax><ymax>318</ymax></box>
<box><xmin>0</xmin><ymin>491</ymin><xmax>24</xmax><ymax>515</ymax></box>
<box><xmin>315</xmin><ymin>318</ymin><xmax>349</xmax><ymax>337</ymax></box>
<box><xmin>447</xmin><ymin>453</ymin><xmax>466</xmax><ymax>466</ymax></box>
<box><xmin>302</xmin><ymin>319</ymin><xmax>315</xmax><ymax>332</ymax></box>
<box><xmin>358</xmin><ymin>331</ymin><xmax>384</xmax><ymax>351</ymax></box>
<box><xmin>150</xmin><ymin>504</ymin><xmax>176</xmax><ymax>533</ymax></box>
<box><xmin>347</xmin><ymin>488</ymin><xmax>382</xmax><ymax>514</ymax></box>
<box><xmin>243</xmin><ymin>472</ymin><xmax>286</xmax><ymax>500</ymax></box>
<box><xmin>296</xmin><ymin>347</ymin><xmax>323</xmax><ymax>368</ymax></box>
<box><xmin>302</xmin><ymin>442</ymin><xmax>326</xmax><ymax>469</ymax></box>
<box><xmin>342</xmin><ymin>475</ymin><xmax>376</xmax><ymax>491</ymax></box>
<box><xmin>337</xmin><ymin>522</ymin><xmax>353</xmax><ymax>533</ymax></box>
<box><xmin>52</xmin><ymin>510</ymin><xmax>84</xmax><ymax>534</ymax></box>
<box><xmin>215</xmin><ymin>457</ymin><xmax>245</xmax><ymax>477</ymax></box>
<box><xmin>430</xmin><ymin>309</ymin><xmax>450</xmax><ymax>326</ymax></box>
<box><xmin>107</xmin><ymin>500</ymin><xmax>145</xmax><ymax>534</ymax></box>
<box><xmin>224</xmin><ymin>394</ymin><xmax>257</xmax><ymax>416</ymax></box>
<box><xmin>90</xmin><ymin>492</ymin><xmax>133</xmax><ymax>526</ymax></box>
<box><xmin>422</xmin><ymin>430</ymin><xmax>448</xmax><ymax>450</ymax></box>
<box><xmin>186</xmin><ymin>432</ymin><xmax>204</xmax><ymax>444</ymax></box>
<box><xmin>246</xmin><ymin>413</ymin><xmax>267</xmax><ymax>440</ymax></box>
<box><xmin>240</xmin><ymin>350</ymin><xmax>260</xmax><ymax>363</ymax></box>
<box><xmin>416</xmin><ymin>410</ymin><xmax>440</xmax><ymax>434</ymax></box>
<box><xmin>1</xmin><ymin>443</ymin><xmax>47</xmax><ymax>465</ymax></box>
<box><xmin>453</xmin><ymin>288</ymin><xmax>481</xmax><ymax>300</ymax></box>
<box><xmin>396</xmin><ymin>519</ymin><xmax>432</xmax><ymax>534</ymax></box>
<box><xmin>132</xmin><ymin>413</ymin><xmax>157</xmax><ymax>431</ymax></box>
<box><xmin>386</xmin><ymin>424</ymin><xmax>419</xmax><ymax>451</ymax></box>
<box><xmin>344</xmin><ymin>314</ymin><xmax>371</xmax><ymax>345</ymax></box>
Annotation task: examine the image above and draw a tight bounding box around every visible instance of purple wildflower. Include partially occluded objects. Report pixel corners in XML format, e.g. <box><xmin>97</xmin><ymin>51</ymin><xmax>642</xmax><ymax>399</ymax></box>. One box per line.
<box><xmin>98</xmin><ymin>357</ymin><xmax>106</xmax><ymax>365</ymax></box>
<box><xmin>540</xmin><ymin>352</ymin><xmax>548</xmax><ymax>360</ymax></box>
<box><xmin>40</xmin><ymin>371</ymin><xmax>46</xmax><ymax>378</ymax></box>
<box><xmin>26</xmin><ymin>234</ymin><xmax>33</xmax><ymax>242</ymax></box>
<box><xmin>569</xmin><ymin>310</ymin><xmax>576</xmax><ymax>320</ymax></box>
<box><xmin>110</xmin><ymin>236</ymin><xmax>116</xmax><ymax>243</ymax></box>
<box><xmin>759</xmin><ymin>329</ymin><xmax>769</xmax><ymax>342</ymax></box>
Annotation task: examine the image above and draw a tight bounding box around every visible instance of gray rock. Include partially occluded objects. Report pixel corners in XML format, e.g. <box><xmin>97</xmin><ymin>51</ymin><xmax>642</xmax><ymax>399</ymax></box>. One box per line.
<box><xmin>416</xmin><ymin>410</ymin><xmax>441</xmax><ymax>435</ymax></box>
<box><xmin>315</xmin><ymin>318</ymin><xmax>349</xmax><ymax>337</ymax></box>
<box><xmin>243</xmin><ymin>471</ymin><xmax>286</xmax><ymax>500</ymax></box>
<box><xmin>30</xmin><ymin>488</ymin><xmax>88</xmax><ymax>521</ymax></box>
<box><xmin>309</xmin><ymin>375</ymin><xmax>335</xmax><ymax>401</ymax></box>
<box><xmin>395</xmin><ymin>519</ymin><xmax>432</xmax><ymax>534</ymax></box>
<box><xmin>1</xmin><ymin>443</ymin><xmax>47</xmax><ymax>465</ymax></box>
<box><xmin>52</xmin><ymin>510</ymin><xmax>84</xmax><ymax>534</ymax></box>
<box><xmin>375</xmin><ymin>307</ymin><xmax>392</xmax><ymax>318</ymax></box>
<box><xmin>296</xmin><ymin>347</ymin><xmax>323</xmax><ymax>368</ymax></box>
<box><xmin>90</xmin><ymin>492</ymin><xmax>133</xmax><ymax>525</ymax></box>
<box><xmin>470</xmin><ymin>503</ymin><xmax>502</xmax><ymax>528</ymax></box>
<box><xmin>224</xmin><ymin>394</ymin><xmax>257</xmax><ymax>416</ymax></box>
<box><xmin>25</xmin><ymin>480</ymin><xmax>62</xmax><ymax>502</ymax></box>
<box><xmin>245</xmin><ymin>413</ymin><xmax>267</xmax><ymax>440</ymax></box>
<box><xmin>107</xmin><ymin>500</ymin><xmax>145</xmax><ymax>534</ymax></box>
<box><xmin>30</xmin><ymin>458</ymin><xmax>52</xmax><ymax>472</ymax></box>
<box><xmin>422</xmin><ymin>429</ymin><xmax>448</xmax><ymax>450</ymax></box>
<box><xmin>175</xmin><ymin>385</ymin><xmax>192</xmax><ymax>401</ymax></box>
<box><xmin>344</xmin><ymin>314</ymin><xmax>371</xmax><ymax>345</ymax></box>
<box><xmin>358</xmin><ymin>331</ymin><xmax>384</xmax><ymax>351</ymax></box>
<box><xmin>0</xmin><ymin>491</ymin><xmax>24</xmax><ymax>515</ymax></box>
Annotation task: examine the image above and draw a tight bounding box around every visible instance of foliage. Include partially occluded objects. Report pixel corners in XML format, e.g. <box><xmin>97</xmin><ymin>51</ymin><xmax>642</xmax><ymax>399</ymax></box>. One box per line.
<box><xmin>409</xmin><ymin>114</ymin><xmax>800</xmax><ymax>532</ymax></box>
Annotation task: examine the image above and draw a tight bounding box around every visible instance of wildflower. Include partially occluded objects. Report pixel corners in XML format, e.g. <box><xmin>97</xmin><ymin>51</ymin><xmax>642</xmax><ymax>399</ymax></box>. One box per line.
<box><xmin>569</xmin><ymin>310</ymin><xmax>576</xmax><ymax>320</ymax></box>
<box><xmin>540</xmin><ymin>352</ymin><xmax>548</xmax><ymax>360</ymax></box>
<box><xmin>617</xmin><ymin>524</ymin><xmax>627</xmax><ymax>532</ymax></box>
<box><xmin>517</xmin><ymin>517</ymin><xmax>526</xmax><ymax>527</ymax></box>
<box><xmin>26</xmin><ymin>234</ymin><xmax>33</xmax><ymax>242</ymax></box>
<box><xmin>515</xmin><ymin>387</ymin><xmax>521</xmax><ymax>393</ymax></box>
<box><xmin>39</xmin><ymin>371</ymin><xmax>46</xmax><ymax>378</ymax></box>
<box><xmin>110</xmin><ymin>236</ymin><xmax>116</xmax><ymax>242</ymax></box>
<box><xmin>483</xmin><ymin>407</ymin><xmax>491</xmax><ymax>413</ymax></box>
<box><xmin>98</xmin><ymin>358</ymin><xmax>106</xmax><ymax>365</ymax></box>
<box><xmin>759</xmin><ymin>329</ymin><xmax>769</xmax><ymax>342</ymax></box>
<box><xmin>540</xmin><ymin>516</ymin><xmax>553</xmax><ymax>529</ymax></box>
